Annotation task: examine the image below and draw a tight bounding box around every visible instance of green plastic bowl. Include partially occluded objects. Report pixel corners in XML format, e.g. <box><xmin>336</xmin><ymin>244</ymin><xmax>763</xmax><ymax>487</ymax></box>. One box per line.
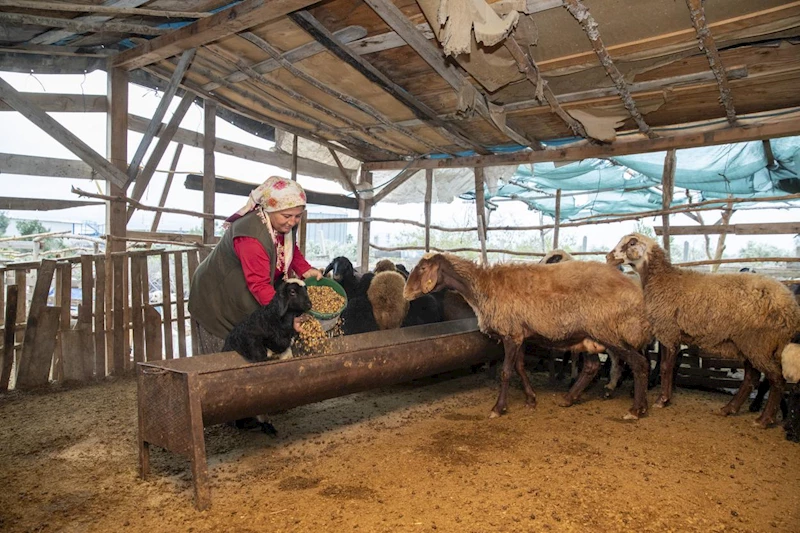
<box><xmin>304</xmin><ymin>277</ymin><xmax>348</xmax><ymax>320</ymax></box>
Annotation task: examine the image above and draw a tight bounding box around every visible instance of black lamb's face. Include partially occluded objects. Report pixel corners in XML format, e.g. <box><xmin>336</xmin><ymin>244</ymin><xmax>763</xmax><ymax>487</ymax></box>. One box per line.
<box><xmin>283</xmin><ymin>280</ymin><xmax>312</xmax><ymax>313</ymax></box>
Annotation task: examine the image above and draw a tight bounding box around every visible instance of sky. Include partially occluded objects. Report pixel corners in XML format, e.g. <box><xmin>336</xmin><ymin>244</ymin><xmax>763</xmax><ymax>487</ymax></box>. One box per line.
<box><xmin>0</xmin><ymin>69</ymin><xmax>797</xmax><ymax>260</ymax></box>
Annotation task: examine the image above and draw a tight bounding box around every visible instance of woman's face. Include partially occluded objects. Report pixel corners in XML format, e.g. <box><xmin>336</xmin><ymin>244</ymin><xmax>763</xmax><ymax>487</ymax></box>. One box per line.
<box><xmin>268</xmin><ymin>206</ymin><xmax>305</xmax><ymax>234</ymax></box>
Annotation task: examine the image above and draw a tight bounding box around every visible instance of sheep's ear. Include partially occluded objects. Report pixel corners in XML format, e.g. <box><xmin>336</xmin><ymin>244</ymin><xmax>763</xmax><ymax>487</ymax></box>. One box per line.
<box><xmin>323</xmin><ymin>262</ymin><xmax>334</xmax><ymax>277</ymax></box>
<box><xmin>420</xmin><ymin>263</ymin><xmax>439</xmax><ymax>294</ymax></box>
<box><xmin>275</xmin><ymin>290</ymin><xmax>289</xmax><ymax>316</ymax></box>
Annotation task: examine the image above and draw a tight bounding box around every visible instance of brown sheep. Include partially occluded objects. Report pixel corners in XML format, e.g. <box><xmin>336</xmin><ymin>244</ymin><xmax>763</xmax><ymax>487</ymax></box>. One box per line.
<box><xmin>403</xmin><ymin>253</ymin><xmax>653</xmax><ymax>419</ymax></box>
<box><xmin>368</xmin><ymin>270</ymin><xmax>409</xmax><ymax>330</ymax></box>
<box><xmin>607</xmin><ymin>233</ymin><xmax>800</xmax><ymax>428</ymax></box>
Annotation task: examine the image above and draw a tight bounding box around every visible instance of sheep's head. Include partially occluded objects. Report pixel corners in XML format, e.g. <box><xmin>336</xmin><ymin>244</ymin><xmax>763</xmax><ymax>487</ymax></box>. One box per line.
<box><xmin>403</xmin><ymin>254</ymin><xmax>443</xmax><ymax>300</ymax></box>
<box><xmin>540</xmin><ymin>249</ymin><xmax>574</xmax><ymax>264</ymax></box>
<box><xmin>606</xmin><ymin>233</ymin><xmax>655</xmax><ymax>270</ymax></box>
<box><xmin>323</xmin><ymin>256</ymin><xmax>354</xmax><ymax>282</ymax></box>
<box><xmin>374</xmin><ymin>259</ymin><xmax>396</xmax><ymax>274</ymax></box>
<box><xmin>276</xmin><ymin>278</ymin><xmax>312</xmax><ymax>316</ymax></box>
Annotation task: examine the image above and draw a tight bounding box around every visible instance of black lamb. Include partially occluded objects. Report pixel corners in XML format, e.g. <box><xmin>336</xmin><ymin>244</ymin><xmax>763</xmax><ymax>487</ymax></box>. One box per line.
<box><xmin>223</xmin><ymin>279</ymin><xmax>312</xmax><ymax>362</ymax></box>
<box><xmin>323</xmin><ymin>256</ymin><xmax>361</xmax><ymax>299</ymax></box>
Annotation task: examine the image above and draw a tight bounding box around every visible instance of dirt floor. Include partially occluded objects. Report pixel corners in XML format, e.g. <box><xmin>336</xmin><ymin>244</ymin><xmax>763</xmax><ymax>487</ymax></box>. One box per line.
<box><xmin>1</xmin><ymin>367</ymin><xmax>799</xmax><ymax>533</ymax></box>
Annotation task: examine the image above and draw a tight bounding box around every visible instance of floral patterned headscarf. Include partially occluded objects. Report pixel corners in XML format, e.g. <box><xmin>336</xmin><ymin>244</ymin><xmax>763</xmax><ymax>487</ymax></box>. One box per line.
<box><xmin>224</xmin><ymin>176</ymin><xmax>307</xmax><ymax>275</ymax></box>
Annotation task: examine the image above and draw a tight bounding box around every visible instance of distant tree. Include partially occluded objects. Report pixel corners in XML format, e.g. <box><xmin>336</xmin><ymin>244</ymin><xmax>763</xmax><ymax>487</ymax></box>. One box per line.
<box><xmin>739</xmin><ymin>240</ymin><xmax>790</xmax><ymax>259</ymax></box>
<box><xmin>16</xmin><ymin>219</ymin><xmax>50</xmax><ymax>236</ymax></box>
<box><xmin>0</xmin><ymin>211</ymin><xmax>8</xmax><ymax>236</ymax></box>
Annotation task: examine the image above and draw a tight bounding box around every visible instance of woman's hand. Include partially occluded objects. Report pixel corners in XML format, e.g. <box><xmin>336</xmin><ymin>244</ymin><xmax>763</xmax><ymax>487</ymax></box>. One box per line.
<box><xmin>293</xmin><ymin>315</ymin><xmax>309</xmax><ymax>333</ymax></box>
<box><xmin>303</xmin><ymin>268</ymin><xmax>323</xmax><ymax>281</ymax></box>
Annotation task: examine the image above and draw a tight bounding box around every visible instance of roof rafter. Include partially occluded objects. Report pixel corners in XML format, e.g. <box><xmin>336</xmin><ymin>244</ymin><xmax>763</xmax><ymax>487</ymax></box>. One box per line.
<box><xmin>685</xmin><ymin>0</ymin><xmax>737</xmax><ymax>125</ymax></box>
<box><xmin>30</xmin><ymin>0</ymin><xmax>151</xmax><ymax>46</ymax></box>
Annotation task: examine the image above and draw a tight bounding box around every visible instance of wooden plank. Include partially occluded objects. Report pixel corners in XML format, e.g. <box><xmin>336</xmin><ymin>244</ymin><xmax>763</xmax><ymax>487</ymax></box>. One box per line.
<box><xmin>552</xmin><ymin>189</ymin><xmax>561</xmax><ymax>249</ymax></box>
<box><xmin>144</xmin><ymin>305</ymin><xmax>163</xmax><ymax>362</ymax></box>
<box><xmin>0</xmin><ymin>1</ymin><xmax>211</xmax><ymax>19</ymax></box>
<box><xmin>0</xmin><ymin>198</ymin><xmax>102</xmax><ymax>211</ymax></box>
<box><xmin>186</xmin><ymin>251</ymin><xmax>199</xmax><ymax>356</ymax></box>
<box><xmin>173</xmin><ymin>252</ymin><xmax>187</xmax><ymax>359</ymax></box>
<box><xmin>288</xmin><ymin>11</ymin><xmax>490</xmax><ymax>155</ymax></box>
<box><xmin>127</xmin><ymin>231</ymin><xmax>204</xmax><ymax>245</ymax></box>
<box><xmin>111</xmin><ymin>255</ymin><xmax>125</xmax><ymax>375</ymax></box>
<box><xmin>362</xmin><ymin>118</ymin><xmax>800</xmax><ymax>170</ymax></box>
<box><xmin>14</xmin><ymin>306</ymin><xmax>61</xmax><ymax>389</ymax></box>
<box><xmin>358</xmin><ymin>170</ymin><xmax>372</xmax><ymax>272</ymax></box>
<box><xmin>130</xmin><ymin>255</ymin><xmax>145</xmax><ymax>365</ymax></box>
<box><xmin>29</xmin><ymin>0</ymin><xmax>151</xmax><ymax>45</ymax></box>
<box><xmin>127</xmin><ymin>115</ymin><xmax>355</xmax><ymax>182</ymax></box>
<box><xmin>79</xmin><ymin>255</ymin><xmax>93</xmax><ymax>326</ymax></box>
<box><xmin>112</xmin><ymin>0</ymin><xmax>321</xmax><ymax>70</ymax></box>
<box><xmin>1</xmin><ymin>284</ymin><xmax>18</xmax><ymax>391</ymax></box>
<box><xmin>13</xmin><ymin>270</ymin><xmax>26</xmax><ymax>382</ymax></box>
<box><xmin>0</xmin><ymin>12</ymin><xmax>166</xmax><ymax>36</ymax></box>
<box><xmin>160</xmin><ymin>253</ymin><xmax>174</xmax><ymax>360</ymax></box>
<box><xmin>0</xmin><ymin>153</ymin><xmax>95</xmax><ymax>179</ymax></box>
<box><xmin>93</xmin><ymin>256</ymin><xmax>106</xmax><ymax>377</ymax></box>
<box><xmin>675</xmin><ymin>374</ymin><xmax>743</xmax><ymax>390</ymax></box>
<box><xmin>60</xmin><ymin>324</ymin><xmax>94</xmax><ymax>382</ymax></box>
<box><xmin>126</xmin><ymin>92</ymin><xmax>194</xmax><ymax>221</ymax></box>
<box><xmin>0</xmin><ymin>78</ymin><xmax>129</xmax><ymax>189</ymax></box>
<box><xmin>55</xmin><ymin>263</ymin><xmax>72</xmax><ymax>381</ymax></box>
<box><xmin>183</xmin><ymin>174</ymin><xmax>359</xmax><ymax>210</ymax></box>
<box><xmin>15</xmin><ymin>260</ymin><xmax>56</xmax><ymax>389</ymax></box>
<box><xmin>654</xmin><ymin>222</ymin><xmax>800</xmax><ymax>236</ymax></box>
<box><xmin>126</xmin><ymin>50</ymin><xmax>196</xmax><ymax>186</ymax></box>
<box><xmin>203</xmin><ymin>100</ymin><xmax>216</xmax><ymax>245</ymax></box>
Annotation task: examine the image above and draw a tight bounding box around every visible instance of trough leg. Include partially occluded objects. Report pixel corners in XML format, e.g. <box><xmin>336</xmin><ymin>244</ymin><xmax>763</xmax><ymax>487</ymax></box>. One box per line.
<box><xmin>560</xmin><ymin>353</ymin><xmax>600</xmax><ymax>407</ymax></box>
<box><xmin>719</xmin><ymin>360</ymin><xmax>758</xmax><ymax>417</ymax></box>
<box><xmin>490</xmin><ymin>337</ymin><xmax>520</xmax><ymax>418</ymax></box>
<box><xmin>185</xmin><ymin>374</ymin><xmax>211</xmax><ymax>510</ymax></box>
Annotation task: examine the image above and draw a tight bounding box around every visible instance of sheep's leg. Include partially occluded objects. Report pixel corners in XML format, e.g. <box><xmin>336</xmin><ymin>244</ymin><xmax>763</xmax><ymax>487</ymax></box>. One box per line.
<box><xmin>655</xmin><ymin>344</ymin><xmax>679</xmax><ymax>408</ymax></box>
<box><xmin>559</xmin><ymin>353</ymin><xmax>600</xmax><ymax>407</ymax></box>
<box><xmin>719</xmin><ymin>360</ymin><xmax>758</xmax><ymax>416</ymax></box>
<box><xmin>513</xmin><ymin>343</ymin><xmax>537</xmax><ymax>408</ymax></box>
<box><xmin>603</xmin><ymin>350</ymin><xmax>622</xmax><ymax>397</ymax></box>
<box><xmin>489</xmin><ymin>337</ymin><xmax>520</xmax><ymax>418</ymax></box>
<box><xmin>748</xmin><ymin>375</ymin><xmax>769</xmax><ymax>412</ymax></box>
<box><xmin>755</xmin><ymin>370</ymin><xmax>786</xmax><ymax>428</ymax></box>
<box><xmin>616</xmin><ymin>348</ymin><xmax>650</xmax><ymax>419</ymax></box>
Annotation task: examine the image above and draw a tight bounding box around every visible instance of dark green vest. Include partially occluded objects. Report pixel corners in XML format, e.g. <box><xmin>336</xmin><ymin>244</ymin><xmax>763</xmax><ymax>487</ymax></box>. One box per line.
<box><xmin>188</xmin><ymin>211</ymin><xmax>277</xmax><ymax>338</ymax></box>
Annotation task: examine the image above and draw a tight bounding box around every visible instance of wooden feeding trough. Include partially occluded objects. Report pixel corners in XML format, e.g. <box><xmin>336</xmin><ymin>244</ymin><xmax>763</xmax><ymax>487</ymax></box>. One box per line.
<box><xmin>137</xmin><ymin>318</ymin><xmax>502</xmax><ymax>509</ymax></box>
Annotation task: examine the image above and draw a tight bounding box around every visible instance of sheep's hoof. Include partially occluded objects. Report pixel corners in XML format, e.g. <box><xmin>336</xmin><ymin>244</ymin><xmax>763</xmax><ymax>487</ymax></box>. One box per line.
<box><xmin>716</xmin><ymin>405</ymin><xmax>738</xmax><ymax>417</ymax></box>
<box><xmin>654</xmin><ymin>396</ymin><xmax>670</xmax><ymax>408</ymax></box>
<box><xmin>557</xmin><ymin>395</ymin><xmax>575</xmax><ymax>408</ymax></box>
<box><xmin>488</xmin><ymin>410</ymin><xmax>502</xmax><ymax>419</ymax></box>
<box><xmin>753</xmin><ymin>417</ymin><xmax>775</xmax><ymax>429</ymax></box>
<box><xmin>623</xmin><ymin>412</ymin><xmax>639</xmax><ymax>421</ymax></box>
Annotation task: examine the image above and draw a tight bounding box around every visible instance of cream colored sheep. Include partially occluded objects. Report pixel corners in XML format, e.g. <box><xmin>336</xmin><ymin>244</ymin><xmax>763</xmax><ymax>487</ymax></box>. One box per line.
<box><xmin>607</xmin><ymin>233</ymin><xmax>800</xmax><ymax>427</ymax></box>
<box><xmin>404</xmin><ymin>253</ymin><xmax>652</xmax><ymax>419</ymax></box>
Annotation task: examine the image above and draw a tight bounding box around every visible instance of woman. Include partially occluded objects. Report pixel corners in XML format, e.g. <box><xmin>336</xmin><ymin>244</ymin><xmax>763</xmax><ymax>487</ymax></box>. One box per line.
<box><xmin>189</xmin><ymin>176</ymin><xmax>322</xmax><ymax>355</ymax></box>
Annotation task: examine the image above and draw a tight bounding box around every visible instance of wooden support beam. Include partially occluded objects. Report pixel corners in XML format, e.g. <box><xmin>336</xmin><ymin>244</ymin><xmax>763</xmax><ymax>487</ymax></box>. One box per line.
<box><xmin>15</xmin><ymin>260</ymin><xmax>58</xmax><ymax>389</ymax></box>
<box><xmin>30</xmin><ymin>0</ymin><xmax>150</xmax><ymax>45</ymax></box>
<box><xmin>358</xmin><ymin>170</ymin><xmax>373</xmax><ymax>271</ymax></box>
<box><xmin>362</xmin><ymin>115</ymin><xmax>800</xmax><ymax>170</ymax></box>
<box><xmin>126</xmin><ymin>49</ymin><xmax>195</xmax><ymax>187</ymax></box>
<box><xmin>563</xmin><ymin>0</ymin><xmax>656</xmax><ymax>139</ymax></box>
<box><xmin>149</xmin><ymin>144</ymin><xmax>183</xmax><ymax>235</ymax></box>
<box><xmin>661</xmin><ymin>149</ymin><xmax>676</xmax><ymax>256</ymax></box>
<box><xmin>474</xmin><ymin>168</ymin><xmax>488</xmax><ymax>265</ymax></box>
<box><xmin>424</xmin><ymin>169</ymin><xmax>432</xmax><ymax>253</ymax></box>
<box><xmin>686</xmin><ymin>0</ymin><xmax>737</xmax><ymax>125</ymax></box>
<box><xmin>112</xmin><ymin>0</ymin><xmax>321</xmax><ymax>70</ymax></box>
<box><xmin>126</xmin><ymin>92</ymin><xmax>194</xmax><ymax>222</ymax></box>
<box><xmin>203</xmin><ymin>100</ymin><xmax>216</xmax><ymax>245</ymax></box>
<box><xmin>0</xmin><ymin>0</ymin><xmax>212</xmax><ymax>19</ymax></box>
<box><xmin>654</xmin><ymin>222</ymin><xmax>800</xmax><ymax>236</ymax></box>
<box><xmin>183</xmin><ymin>174</ymin><xmax>359</xmax><ymax>210</ymax></box>
<box><xmin>106</xmin><ymin>66</ymin><xmax>128</xmax><ymax>254</ymax></box>
<box><xmin>0</xmin><ymin>197</ymin><xmax>102</xmax><ymax>210</ymax></box>
<box><xmin>362</xmin><ymin>0</ymin><xmax>539</xmax><ymax>149</ymax></box>
<box><xmin>0</xmin><ymin>11</ymin><xmax>165</xmax><ymax>37</ymax></box>
<box><xmin>371</xmin><ymin>168</ymin><xmax>420</xmax><ymax>205</ymax></box>
<box><xmin>239</xmin><ymin>31</ymin><xmax>445</xmax><ymax>155</ymax></box>
<box><xmin>288</xmin><ymin>11</ymin><xmax>491</xmax><ymax>155</ymax></box>
<box><xmin>127</xmin><ymin>114</ymin><xmax>355</xmax><ymax>182</ymax></box>
<box><xmin>0</xmin><ymin>153</ymin><xmax>95</xmax><ymax>179</ymax></box>
<box><xmin>552</xmin><ymin>189</ymin><xmax>561</xmax><ymax>249</ymax></box>
<box><xmin>0</xmin><ymin>76</ymin><xmax>128</xmax><ymax>189</ymax></box>
<box><xmin>1</xmin><ymin>284</ymin><xmax>18</xmax><ymax>391</ymax></box>
<box><xmin>327</xmin><ymin>147</ymin><xmax>360</xmax><ymax>199</ymax></box>
<box><xmin>0</xmin><ymin>93</ymin><xmax>107</xmax><ymax>113</ymax></box>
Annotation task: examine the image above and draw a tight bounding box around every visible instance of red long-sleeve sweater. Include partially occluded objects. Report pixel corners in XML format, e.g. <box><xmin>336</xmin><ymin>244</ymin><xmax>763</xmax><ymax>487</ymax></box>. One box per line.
<box><xmin>233</xmin><ymin>235</ymin><xmax>313</xmax><ymax>305</ymax></box>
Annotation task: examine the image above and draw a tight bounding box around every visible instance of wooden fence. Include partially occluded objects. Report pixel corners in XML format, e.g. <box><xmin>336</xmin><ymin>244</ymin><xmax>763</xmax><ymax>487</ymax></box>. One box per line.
<box><xmin>0</xmin><ymin>248</ymin><xmax>205</xmax><ymax>391</ymax></box>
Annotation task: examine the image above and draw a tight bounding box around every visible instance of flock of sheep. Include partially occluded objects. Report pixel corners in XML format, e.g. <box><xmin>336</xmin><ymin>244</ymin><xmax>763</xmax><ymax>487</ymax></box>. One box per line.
<box><xmin>226</xmin><ymin>232</ymin><xmax>800</xmax><ymax>442</ymax></box>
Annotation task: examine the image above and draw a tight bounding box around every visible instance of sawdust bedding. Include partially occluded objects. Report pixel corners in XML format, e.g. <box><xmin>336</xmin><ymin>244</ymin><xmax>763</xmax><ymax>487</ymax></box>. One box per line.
<box><xmin>1</xmin><ymin>368</ymin><xmax>798</xmax><ymax>533</ymax></box>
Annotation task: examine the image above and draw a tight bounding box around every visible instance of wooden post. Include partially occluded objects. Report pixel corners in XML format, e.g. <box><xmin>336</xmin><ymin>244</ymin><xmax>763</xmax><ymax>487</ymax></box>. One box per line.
<box><xmin>291</xmin><ymin>134</ymin><xmax>307</xmax><ymax>255</ymax></box>
<box><xmin>357</xmin><ymin>169</ymin><xmax>372</xmax><ymax>273</ymax></box>
<box><xmin>160</xmin><ymin>253</ymin><xmax>174</xmax><ymax>359</ymax></box>
<box><xmin>424</xmin><ymin>169</ymin><xmax>433</xmax><ymax>253</ymax></box>
<box><xmin>203</xmin><ymin>100</ymin><xmax>217</xmax><ymax>245</ymax></box>
<box><xmin>661</xmin><ymin>149</ymin><xmax>676</xmax><ymax>258</ymax></box>
<box><xmin>553</xmin><ymin>189</ymin><xmax>562</xmax><ymax>250</ymax></box>
<box><xmin>149</xmin><ymin>144</ymin><xmax>183</xmax><ymax>235</ymax></box>
<box><xmin>174</xmin><ymin>251</ymin><xmax>187</xmax><ymax>358</ymax></box>
<box><xmin>94</xmin><ymin>256</ymin><xmax>106</xmax><ymax>377</ymax></box>
<box><xmin>106</xmin><ymin>66</ymin><xmax>127</xmax><ymax>254</ymax></box>
<box><xmin>474</xmin><ymin>167</ymin><xmax>488</xmax><ymax>265</ymax></box>
<box><xmin>1</xmin><ymin>284</ymin><xmax>18</xmax><ymax>391</ymax></box>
